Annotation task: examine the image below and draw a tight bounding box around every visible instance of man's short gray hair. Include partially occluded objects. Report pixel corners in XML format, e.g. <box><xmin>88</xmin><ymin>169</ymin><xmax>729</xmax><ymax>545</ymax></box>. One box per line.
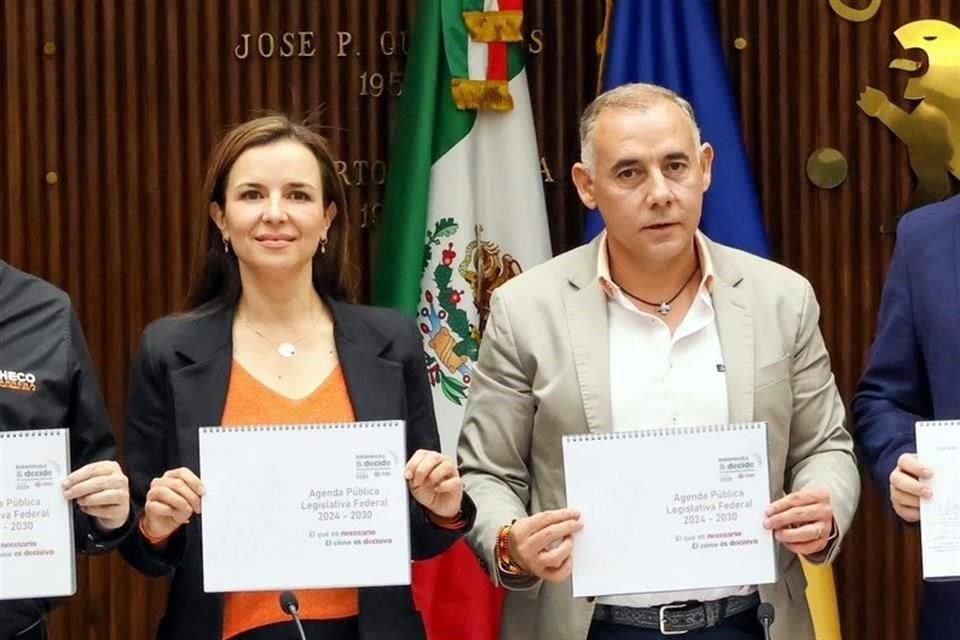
<box><xmin>579</xmin><ymin>83</ymin><xmax>702</xmax><ymax>172</ymax></box>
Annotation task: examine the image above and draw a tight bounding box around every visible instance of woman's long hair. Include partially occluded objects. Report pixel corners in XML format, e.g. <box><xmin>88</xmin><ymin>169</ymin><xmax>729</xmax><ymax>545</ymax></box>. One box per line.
<box><xmin>185</xmin><ymin>115</ymin><xmax>360</xmax><ymax>310</ymax></box>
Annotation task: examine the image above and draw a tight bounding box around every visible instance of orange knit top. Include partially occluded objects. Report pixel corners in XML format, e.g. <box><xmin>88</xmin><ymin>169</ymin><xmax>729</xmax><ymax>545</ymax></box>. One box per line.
<box><xmin>219</xmin><ymin>361</ymin><xmax>359</xmax><ymax>639</ymax></box>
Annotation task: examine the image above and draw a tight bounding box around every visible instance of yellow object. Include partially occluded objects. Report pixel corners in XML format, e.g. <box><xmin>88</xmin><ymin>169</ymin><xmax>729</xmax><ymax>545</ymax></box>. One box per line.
<box><xmin>857</xmin><ymin>19</ymin><xmax>960</xmax><ymax>210</ymax></box>
<box><xmin>801</xmin><ymin>558</ymin><xmax>842</xmax><ymax>640</ymax></box>
<box><xmin>596</xmin><ymin>0</ymin><xmax>615</xmax><ymax>92</ymax></box>
<box><xmin>806</xmin><ymin>147</ymin><xmax>849</xmax><ymax>190</ymax></box>
<box><xmin>451</xmin><ymin>78</ymin><xmax>514</xmax><ymax>112</ymax></box>
<box><xmin>828</xmin><ymin>0</ymin><xmax>882</xmax><ymax>23</ymax></box>
<box><xmin>463</xmin><ymin>10</ymin><xmax>523</xmax><ymax>43</ymax></box>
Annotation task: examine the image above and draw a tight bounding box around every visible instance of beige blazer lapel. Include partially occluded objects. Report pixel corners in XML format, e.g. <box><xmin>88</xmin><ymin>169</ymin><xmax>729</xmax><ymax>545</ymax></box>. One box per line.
<box><xmin>564</xmin><ymin>239</ymin><xmax>612</xmax><ymax>435</ymax></box>
<box><xmin>707</xmin><ymin>239</ymin><xmax>755</xmax><ymax>425</ymax></box>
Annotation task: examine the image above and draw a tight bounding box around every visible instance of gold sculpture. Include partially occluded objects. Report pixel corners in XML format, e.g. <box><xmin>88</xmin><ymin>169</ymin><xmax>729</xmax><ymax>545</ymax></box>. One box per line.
<box><xmin>858</xmin><ymin>20</ymin><xmax>960</xmax><ymax>211</ymax></box>
<box><xmin>829</xmin><ymin>0</ymin><xmax>882</xmax><ymax>23</ymax></box>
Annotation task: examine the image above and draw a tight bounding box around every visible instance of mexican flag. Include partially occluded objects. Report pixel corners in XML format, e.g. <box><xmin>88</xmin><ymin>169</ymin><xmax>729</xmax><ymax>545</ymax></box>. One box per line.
<box><xmin>373</xmin><ymin>0</ymin><xmax>552</xmax><ymax>638</ymax></box>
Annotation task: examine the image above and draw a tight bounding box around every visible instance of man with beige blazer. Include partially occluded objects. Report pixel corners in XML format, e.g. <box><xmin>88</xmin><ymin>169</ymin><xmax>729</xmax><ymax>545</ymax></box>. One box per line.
<box><xmin>458</xmin><ymin>84</ymin><xmax>859</xmax><ymax>639</ymax></box>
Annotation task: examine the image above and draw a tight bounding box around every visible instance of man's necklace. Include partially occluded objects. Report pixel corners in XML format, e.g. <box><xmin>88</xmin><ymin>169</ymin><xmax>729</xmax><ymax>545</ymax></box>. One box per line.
<box><xmin>241</xmin><ymin>310</ymin><xmax>321</xmax><ymax>358</ymax></box>
<box><xmin>614</xmin><ymin>266</ymin><xmax>700</xmax><ymax>316</ymax></box>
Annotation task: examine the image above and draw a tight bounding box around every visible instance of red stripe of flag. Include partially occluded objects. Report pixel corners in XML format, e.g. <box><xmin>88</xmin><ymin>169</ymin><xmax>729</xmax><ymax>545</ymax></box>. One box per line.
<box><xmin>413</xmin><ymin>540</ymin><xmax>505</xmax><ymax>640</ymax></box>
<box><xmin>487</xmin><ymin>0</ymin><xmax>523</xmax><ymax>81</ymax></box>
<box><xmin>487</xmin><ymin>42</ymin><xmax>507</xmax><ymax>81</ymax></box>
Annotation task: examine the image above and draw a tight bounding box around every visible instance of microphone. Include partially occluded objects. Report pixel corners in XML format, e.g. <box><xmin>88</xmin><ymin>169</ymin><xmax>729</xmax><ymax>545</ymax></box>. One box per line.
<box><xmin>279</xmin><ymin>591</ymin><xmax>307</xmax><ymax>640</ymax></box>
<box><xmin>757</xmin><ymin>602</ymin><xmax>775</xmax><ymax>640</ymax></box>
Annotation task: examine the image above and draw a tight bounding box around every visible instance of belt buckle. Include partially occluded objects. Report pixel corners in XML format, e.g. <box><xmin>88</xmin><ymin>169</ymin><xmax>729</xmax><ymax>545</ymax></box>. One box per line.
<box><xmin>658</xmin><ymin>603</ymin><xmax>689</xmax><ymax>635</ymax></box>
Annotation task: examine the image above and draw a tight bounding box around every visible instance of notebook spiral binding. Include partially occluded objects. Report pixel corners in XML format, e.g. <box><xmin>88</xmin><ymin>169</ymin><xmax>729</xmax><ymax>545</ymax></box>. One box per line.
<box><xmin>916</xmin><ymin>420</ymin><xmax>960</xmax><ymax>428</ymax></box>
<box><xmin>199</xmin><ymin>420</ymin><xmax>402</xmax><ymax>434</ymax></box>
<box><xmin>562</xmin><ymin>422</ymin><xmax>766</xmax><ymax>443</ymax></box>
<box><xmin>0</xmin><ymin>428</ymin><xmax>66</xmax><ymax>439</ymax></box>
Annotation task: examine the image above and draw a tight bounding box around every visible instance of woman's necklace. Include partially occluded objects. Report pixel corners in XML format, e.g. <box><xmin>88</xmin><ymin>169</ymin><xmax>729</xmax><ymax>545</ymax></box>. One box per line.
<box><xmin>241</xmin><ymin>308</ymin><xmax>322</xmax><ymax>358</ymax></box>
<box><xmin>614</xmin><ymin>265</ymin><xmax>700</xmax><ymax>316</ymax></box>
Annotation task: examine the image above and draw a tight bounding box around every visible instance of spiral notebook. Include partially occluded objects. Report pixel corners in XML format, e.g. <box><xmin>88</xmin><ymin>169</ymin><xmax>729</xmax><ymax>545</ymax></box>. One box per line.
<box><xmin>199</xmin><ymin>420</ymin><xmax>411</xmax><ymax>592</ymax></box>
<box><xmin>0</xmin><ymin>428</ymin><xmax>76</xmax><ymax>600</ymax></box>
<box><xmin>562</xmin><ymin>423</ymin><xmax>776</xmax><ymax>598</ymax></box>
<box><xmin>916</xmin><ymin>420</ymin><xmax>960</xmax><ymax>581</ymax></box>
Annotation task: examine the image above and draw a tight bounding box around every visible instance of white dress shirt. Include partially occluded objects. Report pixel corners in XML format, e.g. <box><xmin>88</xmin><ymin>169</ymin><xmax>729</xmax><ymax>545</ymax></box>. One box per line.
<box><xmin>595</xmin><ymin>231</ymin><xmax>756</xmax><ymax>608</ymax></box>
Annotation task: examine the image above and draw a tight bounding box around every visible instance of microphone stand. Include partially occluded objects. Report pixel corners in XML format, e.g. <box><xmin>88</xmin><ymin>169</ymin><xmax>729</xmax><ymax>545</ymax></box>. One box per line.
<box><xmin>757</xmin><ymin>602</ymin><xmax>775</xmax><ymax>640</ymax></box>
<box><xmin>279</xmin><ymin>591</ymin><xmax>308</xmax><ymax>640</ymax></box>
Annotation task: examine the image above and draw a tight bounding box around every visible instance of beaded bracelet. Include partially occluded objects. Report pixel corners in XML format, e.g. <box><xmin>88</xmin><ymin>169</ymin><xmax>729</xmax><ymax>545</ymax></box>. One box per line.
<box><xmin>495</xmin><ymin>521</ymin><xmax>528</xmax><ymax>576</ymax></box>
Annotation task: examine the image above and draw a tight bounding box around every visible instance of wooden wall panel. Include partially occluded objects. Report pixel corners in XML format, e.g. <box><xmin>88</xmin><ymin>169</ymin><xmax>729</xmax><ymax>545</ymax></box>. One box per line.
<box><xmin>0</xmin><ymin>1</ymin><xmax>603</xmax><ymax>638</ymax></box>
<box><xmin>4</xmin><ymin>0</ymin><xmax>957</xmax><ymax>638</ymax></box>
<box><xmin>717</xmin><ymin>2</ymin><xmax>960</xmax><ymax>640</ymax></box>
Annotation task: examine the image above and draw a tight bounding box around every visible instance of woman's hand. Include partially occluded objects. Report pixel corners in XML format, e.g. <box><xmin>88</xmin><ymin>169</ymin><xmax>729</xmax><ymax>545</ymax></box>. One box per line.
<box><xmin>142</xmin><ymin>467</ymin><xmax>205</xmax><ymax>540</ymax></box>
<box><xmin>404</xmin><ymin>450</ymin><xmax>463</xmax><ymax>519</ymax></box>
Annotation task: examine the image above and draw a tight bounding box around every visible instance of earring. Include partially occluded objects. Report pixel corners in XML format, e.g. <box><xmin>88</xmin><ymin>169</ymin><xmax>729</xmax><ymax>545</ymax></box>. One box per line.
<box><xmin>320</xmin><ymin>237</ymin><xmax>327</xmax><ymax>254</ymax></box>
<box><xmin>222</xmin><ymin>237</ymin><xmax>230</xmax><ymax>254</ymax></box>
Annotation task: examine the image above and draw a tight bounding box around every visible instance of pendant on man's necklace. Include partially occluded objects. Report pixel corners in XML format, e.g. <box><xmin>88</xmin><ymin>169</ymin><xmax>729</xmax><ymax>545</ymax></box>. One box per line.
<box><xmin>278</xmin><ymin>343</ymin><xmax>296</xmax><ymax>358</ymax></box>
<box><xmin>657</xmin><ymin>302</ymin><xmax>671</xmax><ymax>316</ymax></box>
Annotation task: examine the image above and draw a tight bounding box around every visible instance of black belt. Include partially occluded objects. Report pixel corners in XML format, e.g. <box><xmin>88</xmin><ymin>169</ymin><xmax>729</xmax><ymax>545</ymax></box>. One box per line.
<box><xmin>592</xmin><ymin>592</ymin><xmax>760</xmax><ymax>635</ymax></box>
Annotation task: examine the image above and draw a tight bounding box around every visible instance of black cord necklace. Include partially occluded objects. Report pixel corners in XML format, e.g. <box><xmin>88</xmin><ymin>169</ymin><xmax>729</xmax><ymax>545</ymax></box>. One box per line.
<box><xmin>615</xmin><ymin>265</ymin><xmax>700</xmax><ymax>316</ymax></box>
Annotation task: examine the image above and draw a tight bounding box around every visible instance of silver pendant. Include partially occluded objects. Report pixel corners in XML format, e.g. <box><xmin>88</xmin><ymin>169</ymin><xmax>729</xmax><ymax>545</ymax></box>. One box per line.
<box><xmin>278</xmin><ymin>342</ymin><xmax>296</xmax><ymax>358</ymax></box>
<box><xmin>657</xmin><ymin>302</ymin><xmax>671</xmax><ymax>315</ymax></box>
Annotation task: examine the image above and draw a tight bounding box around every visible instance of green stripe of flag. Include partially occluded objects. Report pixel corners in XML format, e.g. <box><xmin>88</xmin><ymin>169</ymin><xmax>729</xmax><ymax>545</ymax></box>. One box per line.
<box><xmin>373</xmin><ymin>0</ymin><xmax>475</xmax><ymax>313</ymax></box>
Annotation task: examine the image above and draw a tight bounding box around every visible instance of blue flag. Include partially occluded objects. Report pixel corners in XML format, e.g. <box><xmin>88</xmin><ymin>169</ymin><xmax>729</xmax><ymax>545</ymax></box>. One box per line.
<box><xmin>584</xmin><ymin>0</ymin><xmax>769</xmax><ymax>257</ymax></box>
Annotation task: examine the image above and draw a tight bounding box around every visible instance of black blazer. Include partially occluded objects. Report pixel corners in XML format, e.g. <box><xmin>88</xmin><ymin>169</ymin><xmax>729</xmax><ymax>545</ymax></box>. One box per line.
<box><xmin>0</xmin><ymin>261</ymin><xmax>134</xmax><ymax>640</ymax></box>
<box><xmin>119</xmin><ymin>299</ymin><xmax>476</xmax><ymax>640</ymax></box>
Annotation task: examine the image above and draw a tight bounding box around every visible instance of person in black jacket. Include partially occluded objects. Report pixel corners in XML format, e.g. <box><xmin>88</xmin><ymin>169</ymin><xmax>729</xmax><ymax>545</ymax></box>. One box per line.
<box><xmin>120</xmin><ymin>115</ymin><xmax>475</xmax><ymax>640</ymax></box>
<box><xmin>0</xmin><ymin>261</ymin><xmax>133</xmax><ymax>640</ymax></box>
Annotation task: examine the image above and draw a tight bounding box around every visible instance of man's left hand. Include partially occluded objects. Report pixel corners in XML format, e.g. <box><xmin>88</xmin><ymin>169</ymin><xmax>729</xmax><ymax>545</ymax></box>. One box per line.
<box><xmin>63</xmin><ymin>460</ymin><xmax>131</xmax><ymax>532</ymax></box>
<box><xmin>763</xmin><ymin>487</ymin><xmax>834</xmax><ymax>556</ymax></box>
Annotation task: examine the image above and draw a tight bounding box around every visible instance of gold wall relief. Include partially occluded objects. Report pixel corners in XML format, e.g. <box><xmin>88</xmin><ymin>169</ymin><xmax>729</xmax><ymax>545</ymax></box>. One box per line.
<box><xmin>828</xmin><ymin>0</ymin><xmax>882</xmax><ymax>23</ymax></box>
<box><xmin>806</xmin><ymin>148</ymin><xmax>849</xmax><ymax>189</ymax></box>
<box><xmin>857</xmin><ymin>19</ymin><xmax>960</xmax><ymax>211</ymax></box>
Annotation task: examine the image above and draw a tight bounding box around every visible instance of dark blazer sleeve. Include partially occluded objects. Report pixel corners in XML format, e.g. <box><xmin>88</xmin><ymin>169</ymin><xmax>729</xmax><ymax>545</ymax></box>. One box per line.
<box><xmin>852</xmin><ymin>218</ymin><xmax>931</xmax><ymax>507</ymax></box>
<box><xmin>119</xmin><ymin>326</ymin><xmax>189</xmax><ymax>576</ymax></box>
<box><xmin>65</xmin><ymin>307</ymin><xmax>136</xmax><ymax>552</ymax></box>
<box><xmin>0</xmin><ymin>601</ymin><xmax>49</xmax><ymax>640</ymax></box>
<box><xmin>397</xmin><ymin>316</ymin><xmax>476</xmax><ymax>561</ymax></box>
